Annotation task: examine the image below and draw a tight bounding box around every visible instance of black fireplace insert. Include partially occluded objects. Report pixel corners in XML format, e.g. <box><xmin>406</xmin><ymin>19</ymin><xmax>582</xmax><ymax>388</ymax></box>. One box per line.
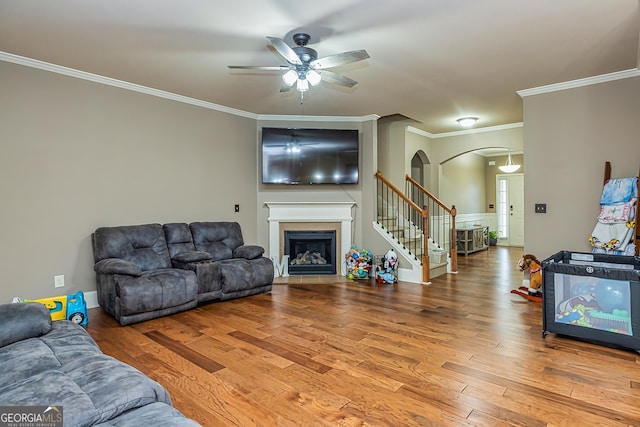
<box><xmin>284</xmin><ymin>230</ymin><xmax>337</xmax><ymax>275</ymax></box>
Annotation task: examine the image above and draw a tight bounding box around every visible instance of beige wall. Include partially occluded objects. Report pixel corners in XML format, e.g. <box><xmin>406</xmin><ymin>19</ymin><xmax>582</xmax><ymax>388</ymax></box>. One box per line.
<box><xmin>523</xmin><ymin>76</ymin><xmax>640</xmax><ymax>258</ymax></box>
<box><xmin>440</xmin><ymin>152</ymin><xmax>486</xmax><ymax>214</ymax></box>
<box><xmin>376</xmin><ymin>118</ymin><xmax>414</xmax><ymax>190</ymax></box>
<box><xmin>0</xmin><ymin>61</ymin><xmax>257</xmax><ymax>303</ymax></box>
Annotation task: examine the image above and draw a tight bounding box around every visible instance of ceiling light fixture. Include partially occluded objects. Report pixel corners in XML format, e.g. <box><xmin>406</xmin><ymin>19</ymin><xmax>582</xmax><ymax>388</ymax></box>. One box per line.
<box><xmin>498</xmin><ymin>149</ymin><xmax>521</xmax><ymax>173</ymax></box>
<box><xmin>457</xmin><ymin>117</ymin><xmax>478</xmax><ymax>128</ymax></box>
<box><xmin>282</xmin><ymin>69</ymin><xmax>321</xmax><ymax>93</ymax></box>
<box><xmin>282</xmin><ymin>69</ymin><xmax>298</xmax><ymax>87</ymax></box>
<box><xmin>296</xmin><ymin>77</ymin><xmax>309</xmax><ymax>92</ymax></box>
<box><xmin>306</xmin><ymin>69</ymin><xmax>321</xmax><ymax>86</ymax></box>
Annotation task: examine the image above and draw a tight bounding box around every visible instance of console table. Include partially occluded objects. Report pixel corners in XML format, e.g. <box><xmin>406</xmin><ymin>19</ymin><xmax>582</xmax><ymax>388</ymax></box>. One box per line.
<box><xmin>456</xmin><ymin>226</ymin><xmax>489</xmax><ymax>255</ymax></box>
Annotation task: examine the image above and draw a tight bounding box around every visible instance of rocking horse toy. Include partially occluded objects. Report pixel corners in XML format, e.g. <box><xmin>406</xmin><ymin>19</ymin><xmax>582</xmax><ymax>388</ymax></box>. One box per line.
<box><xmin>510</xmin><ymin>254</ymin><xmax>543</xmax><ymax>302</ymax></box>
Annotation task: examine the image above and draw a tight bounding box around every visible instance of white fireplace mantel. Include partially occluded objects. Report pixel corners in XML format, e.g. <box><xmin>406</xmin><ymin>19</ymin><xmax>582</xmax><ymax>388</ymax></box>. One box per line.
<box><xmin>266</xmin><ymin>202</ymin><xmax>355</xmax><ymax>275</ymax></box>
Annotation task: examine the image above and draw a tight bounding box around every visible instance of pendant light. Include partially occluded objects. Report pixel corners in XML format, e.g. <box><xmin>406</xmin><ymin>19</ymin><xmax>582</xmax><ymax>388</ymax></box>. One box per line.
<box><xmin>499</xmin><ymin>149</ymin><xmax>521</xmax><ymax>173</ymax></box>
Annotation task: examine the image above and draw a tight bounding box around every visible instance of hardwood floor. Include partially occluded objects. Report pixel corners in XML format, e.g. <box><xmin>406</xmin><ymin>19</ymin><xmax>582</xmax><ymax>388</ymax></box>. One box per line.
<box><xmin>87</xmin><ymin>247</ymin><xmax>640</xmax><ymax>426</ymax></box>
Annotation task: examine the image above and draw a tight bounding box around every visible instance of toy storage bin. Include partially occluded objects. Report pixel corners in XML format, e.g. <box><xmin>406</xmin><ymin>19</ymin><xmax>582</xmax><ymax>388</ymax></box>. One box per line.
<box><xmin>373</xmin><ymin>254</ymin><xmax>398</xmax><ymax>283</ymax></box>
<box><xmin>542</xmin><ymin>251</ymin><xmax>640</xmax><ymax>350</ymax></box>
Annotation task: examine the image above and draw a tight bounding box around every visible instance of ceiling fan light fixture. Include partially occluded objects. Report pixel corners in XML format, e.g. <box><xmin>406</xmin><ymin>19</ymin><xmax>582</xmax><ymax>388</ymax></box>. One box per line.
<box><xmin>296</xmin><ymin>78</ymin><xmax>309</xmax><ymax>92</ymax></box>
<box><xmin>457</xmin><ymin>117</ymin><xmax>478</xmax><ymax>128</ymax></box>
<box><xmin>306</xmin><ymin>70</ymin><xmax>321</xmax><ymax>86</ymax></box>
<box><xmin>282</xmin><ymin>69</ymin><xmax>298</xmax><ymax>86</ymax></box>
<box><xmin>498</xmin><ymin>149</ymin><xmax>521</xmax><ymax>173</ymax></box>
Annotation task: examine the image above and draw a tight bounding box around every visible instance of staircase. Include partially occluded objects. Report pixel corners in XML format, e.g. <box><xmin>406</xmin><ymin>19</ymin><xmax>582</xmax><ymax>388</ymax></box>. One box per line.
<box><xmin>375</xmin><ymin>171</ymin><xmax>457</xmax><ymax>283</ymax></box>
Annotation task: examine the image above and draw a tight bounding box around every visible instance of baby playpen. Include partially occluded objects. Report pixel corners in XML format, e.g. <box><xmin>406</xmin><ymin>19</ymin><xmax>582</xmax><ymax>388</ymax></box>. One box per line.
<box><xmin>542</xmin><ymin>251</ymin><xmax>640</xmax><ymax>350</ymax></box>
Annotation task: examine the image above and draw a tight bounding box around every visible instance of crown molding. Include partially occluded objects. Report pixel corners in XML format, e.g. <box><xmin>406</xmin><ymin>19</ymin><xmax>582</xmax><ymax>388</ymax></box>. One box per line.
<box><xmin>517</xmin><ymin>68</ymin><xmax>640</xmax><ymax>97</ymax></box>
<box><xmin>0</xmin><ymin>51</ymin><xmax>258</xmax><ymax>119</ymax></box>
<box><xmin>1</xmin><ymin>51</ymin><xmax>381</xmax><ymax>124</ymax></box>
<box><xmin>408</xmin><ymin>122</ymin><xmax>523</xmax><ymax>139</ymax></box>
<box><xmin>405</xmin><ymin>127</ymin><xmax>434</xmax><ymax>138</ymax></box>
<box><xmin>257</xmin><ymin>114</ymin><xmax>380</xmax><ymax>123</ymax></box>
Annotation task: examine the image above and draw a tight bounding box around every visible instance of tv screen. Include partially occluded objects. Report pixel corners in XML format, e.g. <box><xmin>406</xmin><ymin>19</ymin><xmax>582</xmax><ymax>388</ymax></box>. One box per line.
<box><xmin>261</xmin><ymin>127</ymin><xmax>359</xmax><ymax>185</ymax></box>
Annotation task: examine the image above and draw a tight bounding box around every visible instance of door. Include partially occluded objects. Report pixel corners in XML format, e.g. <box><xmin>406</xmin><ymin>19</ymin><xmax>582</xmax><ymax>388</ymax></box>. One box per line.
<box><xmin>497</xmin><ymin>174</ymin><xmax>524</xmax><ymax>246</ymax></box>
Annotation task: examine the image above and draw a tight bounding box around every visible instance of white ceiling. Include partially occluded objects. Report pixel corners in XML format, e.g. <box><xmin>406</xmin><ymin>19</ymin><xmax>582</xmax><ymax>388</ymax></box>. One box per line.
<box><xmin>1</xmin><ymin>0</ymin><xmax>638</xmax><ymax>134</ymax></box>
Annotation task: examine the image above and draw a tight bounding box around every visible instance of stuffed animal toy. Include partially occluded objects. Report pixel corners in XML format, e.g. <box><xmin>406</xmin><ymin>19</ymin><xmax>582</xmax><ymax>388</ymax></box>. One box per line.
<box><xmin>510</xmin><ymin>254</ymin><xmax>543</xmax><ymax>302</ymax></box>
<box><xmin>384</xmin><ymin>249</ymin><xmax>397</xmax><ymax>270</ymax></box>
<box><xmin>376</xmin><ymin>249</ymin><xmax>398</xmax><ymax>284</ymax></box>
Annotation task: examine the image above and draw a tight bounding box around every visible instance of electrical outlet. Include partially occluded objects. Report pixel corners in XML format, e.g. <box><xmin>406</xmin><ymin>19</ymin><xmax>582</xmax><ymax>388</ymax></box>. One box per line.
<box><xmin>54</xmin><ymin>275</ymin><xmax>65</xmax><ymax>288</ymax></box>
<box><xmin>234</xmin><ymin>204</ymin><xmax>240</xmax><ymax>212</ymax></box>
<box><xmin>535</xmin><ymin>203</ymin><xmax>547</xmax><ymax>213</ymax></box>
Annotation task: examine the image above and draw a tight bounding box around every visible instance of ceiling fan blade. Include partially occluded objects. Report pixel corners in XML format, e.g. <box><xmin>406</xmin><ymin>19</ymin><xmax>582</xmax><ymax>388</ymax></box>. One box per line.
<box><xmin>228</xmin><ymin>65</ymin><xmax>289</xmax><ymax>71</ymax></box>
<box><xmin>320</xmin><ymin>70</ymin><xmax>358</xmax><ymax>88</ymax></box>
<box><xmin>311</xmin><ymin>49</ymin><xmax>369</xmax><ymax>69</ymax></box>
<box><xmin>266</xmin><ymin>36</ymin><xmax>302</xmax><ymax>66</ymax></box>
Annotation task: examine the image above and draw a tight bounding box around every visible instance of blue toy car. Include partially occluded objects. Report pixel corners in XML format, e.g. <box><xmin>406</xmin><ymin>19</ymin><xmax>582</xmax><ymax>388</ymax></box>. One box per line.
<box><xmin>16</xmin><ymin>291</ymin><xmax>88</xmax><ymax>326</ymax></box>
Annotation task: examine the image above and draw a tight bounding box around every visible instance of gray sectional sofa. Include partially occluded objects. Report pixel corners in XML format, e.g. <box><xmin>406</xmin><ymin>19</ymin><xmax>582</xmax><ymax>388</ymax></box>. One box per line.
<box><xmin>92</xmin><ymin>222</ymin><xmax>274</xmax><ymax>326</ymax></box>
<box><xmin>0</xmin><ymin>302</ymin><xmax>199</xmax><ymax>426</ymax></box>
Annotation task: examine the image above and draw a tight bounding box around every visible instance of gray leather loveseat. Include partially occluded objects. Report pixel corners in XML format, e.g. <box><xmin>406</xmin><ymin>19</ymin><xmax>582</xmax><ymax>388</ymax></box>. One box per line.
<box><xmin>92</xmin><ymin>222</ymin><xmax>273</xmax><ymax>325</ymax></box>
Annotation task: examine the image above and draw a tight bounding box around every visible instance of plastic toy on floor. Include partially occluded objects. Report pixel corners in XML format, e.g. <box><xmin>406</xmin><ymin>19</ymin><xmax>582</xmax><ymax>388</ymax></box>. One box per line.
<box><xmin>13</xmin><ymin>291</ymin><xmax>88</xmax><ymax>326</ymax></box>
<box><xmin>510</xmin><ymin>254</ymin><xmax>542</xmax><ymax>303</ymax></box>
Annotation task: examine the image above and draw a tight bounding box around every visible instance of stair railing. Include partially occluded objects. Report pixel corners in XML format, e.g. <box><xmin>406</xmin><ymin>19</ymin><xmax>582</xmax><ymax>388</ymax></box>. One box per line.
<box><xmin>405</xmin><ymin>174</ymin><xmax>458</xmax><ymax>273</ymax></box>
<box><xmin>375</xmin><ymin>171</ymin><xmax>430</xmax><ymax>283</ymax></box>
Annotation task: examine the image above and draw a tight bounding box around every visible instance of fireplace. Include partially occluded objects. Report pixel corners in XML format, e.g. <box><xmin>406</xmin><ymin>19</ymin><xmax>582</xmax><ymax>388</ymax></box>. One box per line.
<box><xmin>266</xmin><ymin>202</ymin><xmax>355</xmax><ymax>276</ymax></box>
<box><xmin>285</xmin><ymin>230</ymin><xmax>337</xmax><ymax>275</ymax></box>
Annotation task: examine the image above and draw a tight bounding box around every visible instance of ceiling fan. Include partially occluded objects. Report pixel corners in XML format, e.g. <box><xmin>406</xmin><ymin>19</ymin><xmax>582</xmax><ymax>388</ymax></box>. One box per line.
<box><xmin>228</xmin><ymin>33</ymin><xmax>369</xmax><ymax>97</ymax></box>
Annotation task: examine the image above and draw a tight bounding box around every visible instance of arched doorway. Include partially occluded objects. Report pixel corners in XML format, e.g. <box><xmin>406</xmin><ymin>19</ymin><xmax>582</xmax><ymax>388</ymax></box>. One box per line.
<box><xmin>411</xmin><ymin>150</ymin><xmax>430</xmax><ymax>191</ymax></box>
<box><xmin>410</xmin><ymin>150</ymin><xmax>430</xmax><ymax>217</ymax></box>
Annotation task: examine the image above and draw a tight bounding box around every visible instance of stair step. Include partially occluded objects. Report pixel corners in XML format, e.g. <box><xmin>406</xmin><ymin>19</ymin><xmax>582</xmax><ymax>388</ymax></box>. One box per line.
<box><xmin>430</xmin><ymin>262</ymin><xmax>448</xmax><ymax>279</ymax></box>
<box><xmin>377</xmin><ymin>217</ymin><xmax>398</xmax><ymax>228</ymax></box>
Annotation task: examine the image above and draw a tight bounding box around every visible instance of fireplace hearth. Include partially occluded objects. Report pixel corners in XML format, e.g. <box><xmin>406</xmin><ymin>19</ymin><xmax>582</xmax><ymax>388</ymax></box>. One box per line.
<box><xmin>285</xmin><ymin>230</ymin><xmax>336</xmax><ymax>275</ymax></box>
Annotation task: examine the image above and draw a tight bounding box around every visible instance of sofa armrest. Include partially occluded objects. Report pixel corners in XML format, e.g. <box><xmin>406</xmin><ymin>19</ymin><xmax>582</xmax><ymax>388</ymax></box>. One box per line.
<box><xmin>94</xmin><ymin>258</ymin><xmax>142</xmax><ymax>276</ymax></box>
<box><xmin>172</xmin><ymin>251</ymin><xmax>213</xmax><ymax>264</ymax></box>
<box><xmin>233</xmin><ymin>245</ymin><xmax>265</xmax><ymax>260</ymax></box>
<box><xmin>0</xmin><ymin>303</ymin><xmax>52</xmax><ymax>348</ymax></box>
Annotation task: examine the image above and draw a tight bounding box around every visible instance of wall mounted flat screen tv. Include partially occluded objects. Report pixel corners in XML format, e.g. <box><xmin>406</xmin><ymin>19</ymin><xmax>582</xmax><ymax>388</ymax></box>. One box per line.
<box><xmin>261</xmin><ymin>127</ymin><xmax>359</xmax><ymax>185</ymax></box>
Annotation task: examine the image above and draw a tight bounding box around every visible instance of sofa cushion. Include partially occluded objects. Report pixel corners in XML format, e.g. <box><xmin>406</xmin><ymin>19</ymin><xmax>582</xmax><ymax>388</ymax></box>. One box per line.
<box><xmin>219</xmin><ymin>258</ymin><xmax>274</xmax><ymax>294</ymax></box>
<box><xmin>115</xmin><ymin>269</ymin><xmax>197</xmax><ymax>316</ymax></box>
<box><xmin>0</xmin><ymin>321</ymin><xmax>103</xmax><ymax>386</ymax></box>
<box><xmin>190</xmin><ymin>222</ymin><xmax>244</xmax><ymax>260</ymax></box>
<box><xmin>172</xmin><ymin>251</ymin><xmax>213</xmax><ymax>264</ymax></box>
<box><xmin>95</xmin><ymin>258</ymin><xmax>143</xmax><ymax>276</ymax></box>
<box><xmin>93</xmin><ymin>224</ymin><xmax>172</xmax><ymax>271</ymax></box>
<box><xmin>0</xmin><ymin>303</ymin><xmax>51</xmax><ymax>348</ymax></box>
<box><xmin>199</xmin><ymin>242</ymin><xmax>232</xmax><ymax>261</ymax></box>
<box><xmin>233</xmin><ymin>244</ymin><xmax>265</xmax><ymax>260</ymax></box>
<box><xmin>163</xmin><ymin>223</ymin><xmax>197</xmax><ymax>259</ymax></box>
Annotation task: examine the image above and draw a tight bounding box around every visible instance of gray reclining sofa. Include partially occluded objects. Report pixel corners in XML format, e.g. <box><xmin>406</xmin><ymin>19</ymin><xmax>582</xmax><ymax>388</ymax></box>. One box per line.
<box><xmin>0</xmin><ymin>302</ymin><xmax>199</xmax><ymax>426</ymax></box>
<box><xmin>92</xmin><ymin>222</ymin><xmax>273</xmax><ymax>325</ymax></box>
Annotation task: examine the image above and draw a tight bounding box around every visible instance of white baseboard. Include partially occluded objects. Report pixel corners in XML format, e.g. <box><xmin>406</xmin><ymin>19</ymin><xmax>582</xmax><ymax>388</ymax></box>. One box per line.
<box><xmin>85</xmin><ymin>290</ymin><xmax>99</xmax><ymax>309</ymax></box>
